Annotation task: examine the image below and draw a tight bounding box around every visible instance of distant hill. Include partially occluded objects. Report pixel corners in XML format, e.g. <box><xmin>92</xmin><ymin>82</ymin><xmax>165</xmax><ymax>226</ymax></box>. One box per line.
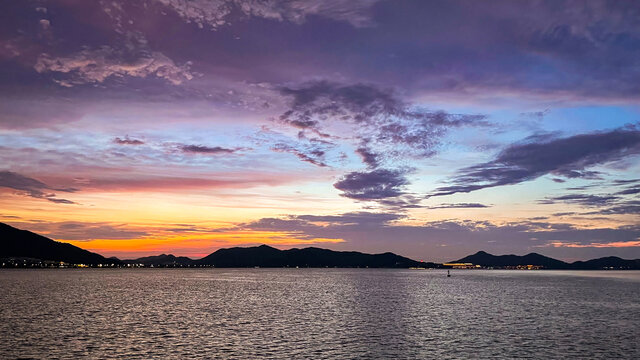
<box><xmin>455</xmin><ymin>251</ymin><xmax>570</xmax><ymax>269</ymax></box>
<box><xmin>3</xmin><ymin>222</ymin><xmax>639</xmax><ymax>269</ymax></box>
<box><xmin>570</xmin><ymin>256</ymin><xmax>640</xmax><ymax>270</ymax></box>
<box><xmin>0</xmin><ymin>222</ymin><xmax>117</xmax><ymax>265</ymax></box>
<box><xmin>125</xmin><ymin>254</ymin><xmax>193</xmax><ymax>266</ymax></box>
<box><xmin>454</xmin><ymin>251</ymin><xmax>640</xmax><ymax>269</ymax></box>
<box><xmin>196</xmin><ymin>244</ymin><xmax>435</xmax><ymax>268</ymax></box>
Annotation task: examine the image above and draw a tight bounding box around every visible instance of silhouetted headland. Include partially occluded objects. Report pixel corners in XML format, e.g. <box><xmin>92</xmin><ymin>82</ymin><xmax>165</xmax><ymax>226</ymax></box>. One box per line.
<box><xmin>0</xmin><ymin>222</ymin><xmax>119</xmax><ymax>266</ymax></box>
<box><xmin>453</xmin><ymin>250</ymin><xmax>640</xmax><ymax>270</ymax></box>
<box><xmin>195</xmin><ymin>244</ymin><xmax>433</xmax><ymax>268</ymax></box>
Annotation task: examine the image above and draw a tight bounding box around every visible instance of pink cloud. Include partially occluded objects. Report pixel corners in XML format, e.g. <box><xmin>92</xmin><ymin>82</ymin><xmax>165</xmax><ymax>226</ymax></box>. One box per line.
<box><xmin>549</xmin><ymin>240</ymin><xmax>640</xmax><ymax>248</ymax></box>
<box><xmin>35</xmin><ymin>47</ymin><xmax>193</xmax><ymax>86</ymax></box>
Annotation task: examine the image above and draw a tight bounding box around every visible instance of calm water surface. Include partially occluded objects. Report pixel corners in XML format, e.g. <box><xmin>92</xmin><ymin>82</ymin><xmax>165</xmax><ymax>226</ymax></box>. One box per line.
<box><xmin>1</xmin><ymin>269</ymin><xmax>639</xmax><ymax>359</ymax></box>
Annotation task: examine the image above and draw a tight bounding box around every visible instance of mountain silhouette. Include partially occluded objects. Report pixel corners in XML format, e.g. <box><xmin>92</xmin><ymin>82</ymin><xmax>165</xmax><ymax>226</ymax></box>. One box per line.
<box><xmin>3</xmin><ymin>222</ymin><xmax>639</xmax><ymax>269</ymax></box>
<box><xmin>454</xmin><ymin>251</ymin><xmax>640</xmax><ymax>269</ymax></box>
<box><xmin>196</xmin><ymin>244</ymin><xmax>431</xmax><ymax>268</ymax></box>
<box><xmin>126</xmin><ymin>254</ymin><xmax>193</xmax><ymax>266</ymax></box>
<box><xmin>570</xmin><ymin>256</ymin><xmax>640</xmax><ymax>270</ymax></box>
<box><xmin>455</xmin><ymin>250</ymin><xmax>570</xmax><ymax>268</ymax></box>
<box><xmin>0</xmin><ymin>222</ymin><xmax>117</xmax><ymax>265</ymax></box>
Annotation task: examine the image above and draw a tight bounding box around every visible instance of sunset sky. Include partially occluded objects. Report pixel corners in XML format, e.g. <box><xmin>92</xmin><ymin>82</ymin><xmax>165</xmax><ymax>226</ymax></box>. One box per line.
<box><xmin>1</xmin><ymin>0</ymin><xmax>640</xmax><ymax>261</ymax></box>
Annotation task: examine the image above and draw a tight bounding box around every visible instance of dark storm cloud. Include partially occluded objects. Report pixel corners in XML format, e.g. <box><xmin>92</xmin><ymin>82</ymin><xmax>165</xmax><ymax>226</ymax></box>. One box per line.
<box><xmin>333</xmin><ymin>168</ymin><xmax>410</xmax><ymax>200</ymax></box>
<box><xmin>0</xmin><ymin>170</ymin><xmax>75</xmax><ymax>204</ymax></box>
<box><xmin>179</xmin><ymin>145</ymin><xmax>237</xmax><ymax>154</ymax></box>
<box><xmin>113</xmin><ymin>136</ymin><xmax>145</xmax><ymax>145</ymax></box>
<box><xmin>432</xmin><ymin>129</ymin><xmax>640</xmax><ymax>197</ymax></box>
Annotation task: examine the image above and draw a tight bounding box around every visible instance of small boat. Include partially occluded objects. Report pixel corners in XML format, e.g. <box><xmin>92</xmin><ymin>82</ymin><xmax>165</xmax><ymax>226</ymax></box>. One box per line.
<box><xmin>447</xmin><ymin>270</ymin><xmax>451</xmax><ymax>277</ymax></box>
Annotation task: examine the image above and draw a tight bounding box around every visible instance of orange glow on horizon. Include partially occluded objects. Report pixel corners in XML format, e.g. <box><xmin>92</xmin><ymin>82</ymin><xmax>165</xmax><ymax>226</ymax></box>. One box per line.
<box><xmin>61</xmin><ymin>231</ymin><xmax>345</xmax><ymax>259</ymax></box>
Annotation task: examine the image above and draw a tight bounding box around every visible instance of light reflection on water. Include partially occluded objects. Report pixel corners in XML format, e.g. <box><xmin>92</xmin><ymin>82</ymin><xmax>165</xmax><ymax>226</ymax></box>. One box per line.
<box><xmin>1</xmin><ymin>269</ymin><xmax>638</xmax><ymax>359</ymax></box>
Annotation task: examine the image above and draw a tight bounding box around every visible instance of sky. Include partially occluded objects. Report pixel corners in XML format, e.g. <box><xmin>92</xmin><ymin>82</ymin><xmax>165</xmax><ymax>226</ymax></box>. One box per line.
<box><xmin>1</xmin><ymin>0</ymin><xmax>640</xmax><ymax>262</ymax></box>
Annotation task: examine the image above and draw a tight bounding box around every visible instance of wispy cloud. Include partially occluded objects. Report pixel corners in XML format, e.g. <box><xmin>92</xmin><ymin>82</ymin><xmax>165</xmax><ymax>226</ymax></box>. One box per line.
<box><xmin>271</xmin><ymin>143</ymin><xmax>328</xmax><ymax>167</ymax></box>
<box><xmin>547</xmin><ymin>240</ymin><xmax>640</xmax><ymax>248</ymax></box>
<box><xmin>278</xmin><ymin>81</ymin><xmax>488</xmax><ymax>166</ymax></box>
<box><xmin>428</xmin><ymin>203</ymin><xmax>491</xmax><ymax>209</ymax></box>
<box><xmin>154</xmin><ymin>0</ymin><xmax>378</xmax><ymax>29</ymax></box>
<box><xmin>179</xmin><ymin>144</ymin><xmax>237</xmax><ymax>155</ymax></box>
<box><xmin>114</xmin><ymin>136</ymin><xmax>145</xmax><ymax>145</ymax></box>
<box><xmin>35</xmin><ymin>46</ymin><xmax>193</xmax><ymax>86</ymax></box>
<box><xmin>0</xmin><ymin>170</ymin><xmax>76</xmax><ymax>204</ymax></box>
<box><xmin>432</xmin><ymin>129</ymin><xmax>640</xmax><ymax>197</ymax></box>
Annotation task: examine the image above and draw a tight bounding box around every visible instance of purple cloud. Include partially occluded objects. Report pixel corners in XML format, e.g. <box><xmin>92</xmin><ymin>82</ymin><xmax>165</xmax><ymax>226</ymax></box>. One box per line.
<box><xmin>539</xmin><ymin>194</ymin><xmax>619</xmax><ymax>207</ymax></box>
<box><xmin>278</xmin><ymin>82</ymin><xmax>488</xmax><ymax>163</ymax></box>
<box><xmin>34</xmin><ymin>45</ymin><xmax>193</xmax><ymax>87</ymax></box>
<box><xmin>275</xmin><ymin>81</ymin><xmax>487</xmax><ymax>206</ymax></box>
<box><xmin>428</xmin><ymin>203</ymin><xmax>491</xmax><ymax>209</ymax></box>
<box><xmin>586</xmin><ymin>201</ymin><xmax>640</xmax><ymax>216</ymax></box>
<box><xmin>616</xmin><ymin>185</ymin><xmax>640</xmax><ymax>195</ymax></box>
<box><xmin>153</xmin><ymin>0</ymin><xmax>378</xmax><ymax>29</ymax></box>
<box><xmin>0</xmin><ymin>170</ymin><xmax>76</xmax><ymax>204</ymax></box>
<box><xmin>355</xmin><ymin>146</ymin><xmax>380</xmax><ymax>168</ymax></box>
<box><xmin>334</xmin><ymin>168</ymin><xmax>410</xmax><ymax>200</ymax></box>
<box><xmin>179</xmin><ymin>145</ymin><xmax>237</xmax><ymax>154</ymax></box>
<box><xmin>432</xmin><ymin>129</ymin><xmax>640</xmax><ymax>197</ymax></box>
<box><xmin>271</xmin><ymin>143</ymin><xmax>328</xmax><ymax>167</ymax></box>
<box><xmin>114</xmin><ymin>136</ymin><xmax>145</xmax><ymax>145</ymax></box>
<box><xmin>541</xmin><ymin>194</ymin><xmax>640</xmax><ymax>216</ymax></box>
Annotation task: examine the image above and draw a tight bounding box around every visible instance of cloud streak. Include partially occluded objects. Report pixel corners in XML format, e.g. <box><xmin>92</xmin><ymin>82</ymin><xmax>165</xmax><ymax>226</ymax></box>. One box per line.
<box><xmin>34</xmin><ymin>45</ymin><xmax>193</xmax><ymax>86</ymax></box>
<box><xmin>155</xmin><ymin>0</ymin><xmax>378</xmax><ymax>29</ymax></box>
<box><xmin>179</xmin><ymin>144</ymin><xmax>237</xmax><ymax>155</ymax></box>
<box><xmin>114</xmin><ymin>136</ymin><xmax>145</xmax><ymax>145</ymax></box>
<box><xmin>271</xmin><ymin>143</ymin><xmax>328</xmax><ymax>167</ymax></box>
<box><xmin>0</xmin><ymin>170</ymin><xmax>76</xmax><ymax>204</ymax></box>
<box><xmin>432</xmin><ymin>129</ymin><xmax>640</xmax><ymax>197</ymax></box>
<box><xmin>428</xmin><ymin>203</ymin><xmax>491</xmax><ymax>209</ymax></box>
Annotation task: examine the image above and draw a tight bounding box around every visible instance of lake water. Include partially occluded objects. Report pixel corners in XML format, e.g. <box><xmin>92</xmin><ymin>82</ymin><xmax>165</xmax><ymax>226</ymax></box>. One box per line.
<box><xmin>1</xmin><ymin>269</ymin><xmax>639</xmax><ymax>359</ymax></box>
